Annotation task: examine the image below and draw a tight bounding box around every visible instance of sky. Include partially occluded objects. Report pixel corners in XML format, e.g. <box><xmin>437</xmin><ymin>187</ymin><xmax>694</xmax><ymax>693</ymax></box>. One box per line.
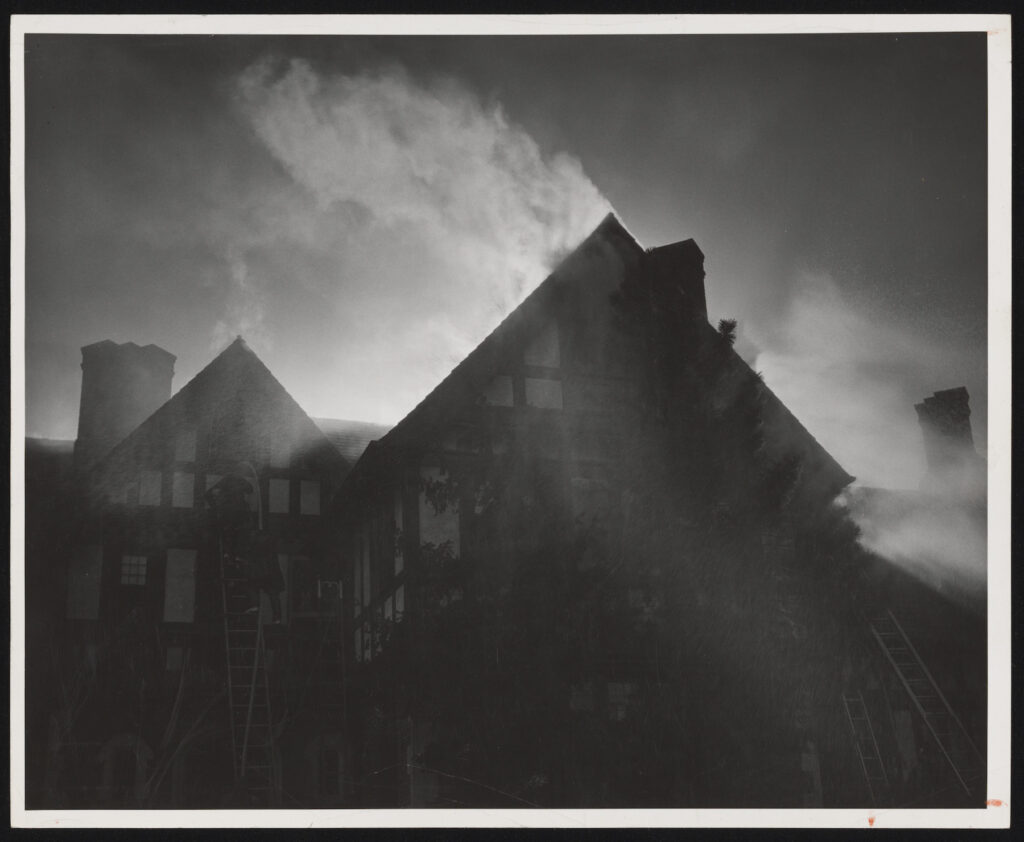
<box><xmin>22</xmin><ymin>30</ymin><xmax>989</xmax><ymax>490</ymax></box>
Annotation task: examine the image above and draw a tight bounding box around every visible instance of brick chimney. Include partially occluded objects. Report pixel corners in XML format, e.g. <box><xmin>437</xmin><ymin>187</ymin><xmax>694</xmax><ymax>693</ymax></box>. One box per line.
<box><xmin>643</xmin><ymin>239</ymin><xmax>707</xmax><ymax>321</ymax></box>
<box><xmin>915</xmin><ymin>387</ymin><xmax>983</xmax><ymax>491</ymax></box>
<box><xmin>74</xmin><ymin>341</ymin><xmax>176</xmax><ymax>473</ymax></box>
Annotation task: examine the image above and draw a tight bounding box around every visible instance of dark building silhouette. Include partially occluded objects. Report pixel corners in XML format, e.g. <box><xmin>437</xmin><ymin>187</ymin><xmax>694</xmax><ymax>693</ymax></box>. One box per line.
<box><xmin>26</xmin><ymin>337</ymin><xmax>387</xmax><ymax>808</ymax></box>
<box><xmin>26</xmin><ymin>217</ymin><xmax>987</xmax><ymax>810</ymax></box>
<box><xmin>75</xmin><ymin>341</ymin><xmax>177</xmax><ymax>474</ymax></box>
<box><xmin>916</xmin><ymin>387</ymin><xmax>976</xmax><ymax>459</ymax></box>
<box><xmin>915</xmin><ymin>387</ymin><xmax>985</xmax><ymax>494</ymax></box>
<box><xmin>328</xmin><ymin>215</ymin><xmax>986</xmax><ymax>808</ymax></box>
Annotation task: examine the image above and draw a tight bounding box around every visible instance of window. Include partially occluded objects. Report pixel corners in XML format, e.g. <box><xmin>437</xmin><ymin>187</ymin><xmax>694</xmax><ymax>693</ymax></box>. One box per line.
<box><xmin>172</xmin><ymin>472</ymin><xmax>194</xmax><ymax>508</ymax></box>
<box><xmin>300</xmin><ymin>480</ymin><xmax>320</xmax><ymax>515</ymax></box>
<box><xmin>524</xmin><ymin>377</ymin><xmax>563</xmax><ymax>409</ymax></box>
<box><xmin>353</xmin><ymin>627</ymin><xmax>363</xmax><ymax>663</ymax></box>
<box><xmin>269</xmin><ymin>478</ymin><xmax>290</xmax><ymax>514</ymax></box>
<box><xmin>163</xmin><ymin>549</ymin><xmax>196</xmax><ymax>622</ymax></box>
<box><xmin>123</xmin><ymin>482</ymin><xmax>138</xmax><ymax>506</ymax></box>
<box><xmin>481</xmin><ymin>375</ymin><xmax>514</xmax><ymax>407</ymax></box>
<box><xmin>121</xmin><ymin>555</ymin><xmax>148</xmax><ymax>586</ymax></box>
<box><xmin>139</xmin><ymin>471</ymin><xmax>162</xmax><ymax>506</ymax></box>
<box><xmin>175</xmin><ymin>428</ymin><xmax>197</xmax><ymax>462</ymax></box>
<box><xmin>67</xmin><ymin>545</ymin><xmax>102</xmax><ymax>620</ymax></box>
<box><xmin>395</xmin><ymin>584</ymin><xmax>405</xmax><ymax>619</ymax></box>
<box><xmin>384</xmin><ymin>595</ymin><xmax>394</xmax><ymax>622</ymax></box>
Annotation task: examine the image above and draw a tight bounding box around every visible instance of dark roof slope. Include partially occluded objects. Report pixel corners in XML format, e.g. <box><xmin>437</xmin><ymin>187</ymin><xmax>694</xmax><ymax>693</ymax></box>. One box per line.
<box><xmin>338</xmin><ymin>213</ymin><xmax>643</xmax><ymax>493</ymax></box>
<box><xmin>313</xmin><ymin>418</ymin><xmax>392</xmax><ymax>464</ymax></box>
<box><xmin>373</xmin><ymin>212</ymin><xmax>642</xmax><ymax>454</ymax></box>
<box><xmin>88</xmin><ymin>337</ymin><xmax>347</xmax><ymax>496</ymax></box>
<box><xmin>338</xmin><ymin>212</ymin><xmax>852</xmax><ymax>503</ymax></box>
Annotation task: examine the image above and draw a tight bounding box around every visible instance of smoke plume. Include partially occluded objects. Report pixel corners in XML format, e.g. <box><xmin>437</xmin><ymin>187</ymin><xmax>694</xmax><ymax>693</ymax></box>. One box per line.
<box><xmin>213</xmin><ymin>57</ymin><xmax>611</xmax><ymax>419</ymax></box>
<box><xmin>751</xmin><ymin>272</ymin><xmax>986</xmax><ymax>604</ymax></box>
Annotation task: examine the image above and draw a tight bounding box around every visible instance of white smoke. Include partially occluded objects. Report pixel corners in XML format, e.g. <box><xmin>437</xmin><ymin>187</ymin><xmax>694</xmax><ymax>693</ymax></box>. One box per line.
<box><xmin>211</xmin><ymin>56</ymin><xmax>611</xmax><ymax>421</ymax></box>
<box><xmin>846</xmin><ymin>485</ymin><xmax>986</xmax><ymax>607</ymax></box>
<box><xmin>210</xmin><ymin>245</ymin><xmax>272</xmax><ymax>352</ymax></box>
<box><xmin>751</xmin><ymin>272</ymin><xmax>986</xmax><ymax>604</ymax></box>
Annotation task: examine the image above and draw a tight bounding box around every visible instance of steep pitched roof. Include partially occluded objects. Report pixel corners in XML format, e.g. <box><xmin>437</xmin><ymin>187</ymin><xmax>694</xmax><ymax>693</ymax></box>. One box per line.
<box><xmin>88</xmin><ymin>337</ymin><xmax>347</xmax><ymax>496</ymax></box>
<box><xmin>313</xmin><ymin>418</ymin><xmax>392</xmax><ymax>464</ymax></box>
<box><xmin>368</xmin><ymin>212</ymin><xmax>642</xmax><ymax>455</ymax></box>
<box><xmin>338</xmin><ymin>212</ymin><xmax>852</xmax><ymax>501</ymax></box>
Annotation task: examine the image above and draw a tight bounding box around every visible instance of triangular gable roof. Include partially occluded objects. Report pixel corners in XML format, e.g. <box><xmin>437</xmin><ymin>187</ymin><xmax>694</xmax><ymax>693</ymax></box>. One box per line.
<box><xmin>367</xmin><ymin>213</ymin><xmax>641</xmax><ymax>453</ymax></box>
<box><xmin>88</xmin><ymin>337</ymin><xmax>347</xmax><ymax>492</ymax></box>
<box><xmin>338</xmin><ymin>212</ymin><xmax>852</xmax><ymax>501</ymax></box>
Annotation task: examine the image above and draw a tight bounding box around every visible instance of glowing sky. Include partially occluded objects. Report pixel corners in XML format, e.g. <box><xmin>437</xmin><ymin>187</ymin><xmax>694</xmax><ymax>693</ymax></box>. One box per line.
<box><xmin>22</xmin><ymin>32</ymin><xmax>988</xmax><ymax>488</ymax></box>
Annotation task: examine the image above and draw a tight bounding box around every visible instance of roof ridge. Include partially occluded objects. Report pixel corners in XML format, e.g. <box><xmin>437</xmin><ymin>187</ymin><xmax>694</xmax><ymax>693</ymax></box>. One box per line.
<box><xmin>88</xmin><ymin>337</ymin><xmax>343</xmax><ymax>476</ymax></box>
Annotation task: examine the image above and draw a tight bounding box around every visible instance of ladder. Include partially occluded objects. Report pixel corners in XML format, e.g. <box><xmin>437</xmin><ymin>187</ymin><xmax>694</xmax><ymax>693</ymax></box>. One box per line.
<box><xmin>220</xmin><ymin>545</ymin><xmax>279</xmax><ymax>805</ymax></box>
<box><xmin>869</xmin><ymin>610</ymin><xmax>984</xmax><ymax>796</ymax></box>
<box><xmin>842</xmin><ymin>692</ymin><xmax>889</xmax><ymax>806</ymax></box>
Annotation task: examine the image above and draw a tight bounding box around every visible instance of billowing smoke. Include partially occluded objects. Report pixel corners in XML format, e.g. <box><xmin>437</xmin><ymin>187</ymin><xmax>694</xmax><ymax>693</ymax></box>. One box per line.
<box><xmin>751</xmin><ymin>272</ymin><xmax>986</xmax><ymax>605</ymax></box>
<box><xmin>211</xmin><ymin>57</ymin><xmax>611</xmax><ymax>420</ymax></box>
<box><xmin>235</xmin><ymin>58</ymin><xmax>609</xmax><ymax>288</ymax></box>
<box><xmin>846</xmin><ymin>483</ymin><xmax>986</xmax><ymax>608</ymax></box>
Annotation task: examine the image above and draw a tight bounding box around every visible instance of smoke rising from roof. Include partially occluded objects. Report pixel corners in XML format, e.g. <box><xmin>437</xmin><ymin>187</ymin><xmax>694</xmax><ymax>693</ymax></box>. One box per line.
<box><xmin>217</xmin><ymin>56</ymin><xmax>611</xmax><ymax>420</ymax></box>
<box><xmin>846</xmin><ymin>478</ymin><xmax>986</xmax><ymax>609</ymax></box>
<box><xmin>752</xmin><ymin>272</ymin><xmax>987</xmax><ymax>603</ymax></box>
<box><xmin>752</xmin><ymin>271</ymin><xmax>985</xmax><ymax>490</ymax></box>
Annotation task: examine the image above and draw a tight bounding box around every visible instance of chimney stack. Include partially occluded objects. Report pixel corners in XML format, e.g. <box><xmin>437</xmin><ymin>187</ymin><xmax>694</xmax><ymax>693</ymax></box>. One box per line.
<box><xmin>915</xmin><ymin>386</ymin><xmax>983</xmax><ymax>492</ymax></box>
<box><xmin>74</xmin><ymin>340</ymin><xmax>176</xmax><ymax>473</ymax></box>
<box><xmin>643</xmin><ymin>239</ymin><xmax>707</xmax><ymax>321</ymax></box>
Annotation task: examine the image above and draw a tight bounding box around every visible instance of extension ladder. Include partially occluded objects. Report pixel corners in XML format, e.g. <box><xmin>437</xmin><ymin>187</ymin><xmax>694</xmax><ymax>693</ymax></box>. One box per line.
<box><xmin>220</xmin><ymin>545</ymin><xmax>280</xmax><ymax>805</ymax></box>
<box><xmin>869</xmin><ymin>610</ymin><xmax>984</xmax><ymax>796</ymax></box>
<box><xmin>842</xmin><ymin>691</ymin><xmax>889</xmax><ymax>806</ymax></box>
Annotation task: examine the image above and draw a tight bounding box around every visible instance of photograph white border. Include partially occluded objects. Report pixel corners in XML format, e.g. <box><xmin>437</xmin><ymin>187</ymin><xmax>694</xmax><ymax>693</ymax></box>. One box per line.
<box><xmin>10</xmin><ymin>13</ymin><xmax>1011</xmax><ymax>829</ymax></box>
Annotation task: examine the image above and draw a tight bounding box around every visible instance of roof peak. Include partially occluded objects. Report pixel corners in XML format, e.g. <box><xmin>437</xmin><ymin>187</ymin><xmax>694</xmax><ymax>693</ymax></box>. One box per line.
<box><xmin>594</xmin><ymin>211</ymin><xmax>643</xmax><ymax>249</ymax></box>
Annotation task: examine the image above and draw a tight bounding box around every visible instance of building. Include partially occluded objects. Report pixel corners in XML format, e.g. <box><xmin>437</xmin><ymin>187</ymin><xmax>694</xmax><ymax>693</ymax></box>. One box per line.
<box><xmin>26</xmin><ymin>215</ymin><xmax>987</xmax><ymax>810</ymax></box>
<box><xmin>26</xmin><ymin>336</ymin><xmax>388</xmax><ymax>807</ymax></box>
<box><xmin>329</xmin><ymin>214</ymin><xmax>986</xmax><ymax>808</ymax></box>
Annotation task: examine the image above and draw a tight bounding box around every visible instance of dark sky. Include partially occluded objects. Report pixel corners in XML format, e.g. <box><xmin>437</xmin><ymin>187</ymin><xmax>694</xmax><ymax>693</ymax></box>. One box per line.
<box><xmin>22</xmin><ymin>31</ymin><xmax>988</xmax><ymax>488</ymax></box>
